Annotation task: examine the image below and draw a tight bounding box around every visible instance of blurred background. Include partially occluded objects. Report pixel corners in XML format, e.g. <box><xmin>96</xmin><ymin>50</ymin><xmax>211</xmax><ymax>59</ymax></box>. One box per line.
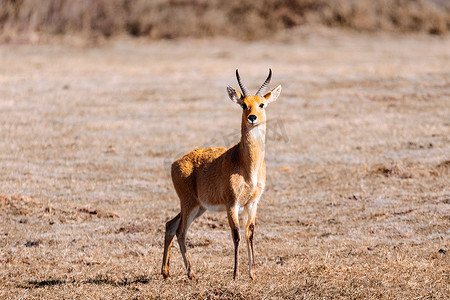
<box><xmin>1</xmin><ymin>0</ymin><xmax>449</xmax><ymax>42</ymax></box>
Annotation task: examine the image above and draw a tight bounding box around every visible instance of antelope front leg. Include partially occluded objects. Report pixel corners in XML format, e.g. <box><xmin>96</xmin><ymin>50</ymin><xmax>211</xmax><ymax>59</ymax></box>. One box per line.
<box><xmin>245</xmin><ymin>203</ymin><xmax>258</xmax><ymax>279</ymax></box>
<box><xmin>227</xmin><ymin>204</ymin><xmax>240</xmax><ymax>280</ymax></box>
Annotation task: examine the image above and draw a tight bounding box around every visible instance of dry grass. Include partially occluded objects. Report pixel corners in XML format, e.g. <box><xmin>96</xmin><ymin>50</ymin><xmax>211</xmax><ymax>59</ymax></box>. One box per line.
<box><xmin>1</xmin><ymin>0</ymin><xmax>450</xmax><ymax>43</ymax></box>
<box><xmin>0</xmin><ymin>32</ymin><xmax>449</xmax><ymax>298</ymax></box>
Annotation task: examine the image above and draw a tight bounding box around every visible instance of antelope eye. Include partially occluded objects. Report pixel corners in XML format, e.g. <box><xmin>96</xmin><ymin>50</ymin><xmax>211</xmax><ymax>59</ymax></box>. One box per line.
<box><xmin>241</xmin><ymin>103</ymin><xmax>247</xmax><ymax>110</ymax></box>
<box><xmin>259</xmin><ymin>103</ymin><xmax>265</xmax><ymax>108</ymax></box>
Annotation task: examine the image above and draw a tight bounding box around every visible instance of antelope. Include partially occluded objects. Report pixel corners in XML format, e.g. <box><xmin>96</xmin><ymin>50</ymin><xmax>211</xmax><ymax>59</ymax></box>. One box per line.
<box><xmin>161</xmin><ymin>69</ymin><xmax>281</xmax><ymax>280</ymax></box>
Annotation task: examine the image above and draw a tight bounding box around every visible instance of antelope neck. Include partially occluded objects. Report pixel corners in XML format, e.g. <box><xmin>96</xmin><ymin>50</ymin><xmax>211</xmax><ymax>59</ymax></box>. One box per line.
<box><xmin>239</xmin><ymin>122</ymin><xmax>266</xmax><ymax>174</ymax></box>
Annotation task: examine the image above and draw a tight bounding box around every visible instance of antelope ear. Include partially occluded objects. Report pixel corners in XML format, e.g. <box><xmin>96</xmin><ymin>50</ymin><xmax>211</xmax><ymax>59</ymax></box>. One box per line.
<box><xmin>264</xmin><ymin>85</ymin><xmax>282</xmax><ymax>104</ymax></box>
<box><xmin>227</xmin><ymin>86</ymin><xmax>243</xmax><ymax>104</ymax></box>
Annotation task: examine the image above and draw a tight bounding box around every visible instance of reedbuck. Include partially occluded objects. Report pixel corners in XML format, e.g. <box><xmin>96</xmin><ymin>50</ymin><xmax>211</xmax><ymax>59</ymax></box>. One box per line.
<box><xmin>162</xmin><ymin>69</ymin><xmax>281</xmax><ymax>280</ymax></box>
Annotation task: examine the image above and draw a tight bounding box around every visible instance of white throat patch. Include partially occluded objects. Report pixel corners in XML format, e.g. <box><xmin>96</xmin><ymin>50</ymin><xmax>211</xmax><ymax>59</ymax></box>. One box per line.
<box><xmin>248</xmin><ymin>125</ymin><xmax>265</xmax><ymax>148</ymax></box>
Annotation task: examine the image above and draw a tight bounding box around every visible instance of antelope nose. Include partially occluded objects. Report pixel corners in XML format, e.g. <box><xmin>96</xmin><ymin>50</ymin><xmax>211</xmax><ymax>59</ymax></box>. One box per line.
<box><xmin>248</xmin><ymin>115</ymin><xmax>257</xmax><ymax>123</ymax></box>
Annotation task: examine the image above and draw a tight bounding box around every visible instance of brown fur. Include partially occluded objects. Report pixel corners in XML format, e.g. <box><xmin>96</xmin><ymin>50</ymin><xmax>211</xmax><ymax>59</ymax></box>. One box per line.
<box><xmin>162</xmin><ymin>73</ymin><xmax>281</xmax><ymax>280</ymax></box>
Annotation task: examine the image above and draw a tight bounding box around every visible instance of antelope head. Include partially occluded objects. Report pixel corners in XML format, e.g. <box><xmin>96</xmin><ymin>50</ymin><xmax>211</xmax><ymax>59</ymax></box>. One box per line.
<box><xmin>227</xmin><ymin>69</ymin><xmax>282</xmax><ymax>127</ymax></box>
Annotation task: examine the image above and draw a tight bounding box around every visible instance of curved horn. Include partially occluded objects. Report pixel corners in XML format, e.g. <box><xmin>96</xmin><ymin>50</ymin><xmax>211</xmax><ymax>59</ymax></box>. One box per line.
<box><xmin>236</xmin><ymin>69</ymin><xmax>250</xmax><ymax>97</ymax></box>
<box><xmin>255</xmin><ymin>69</ymin><xmax>272</xmax><ymax>96</ymax></box>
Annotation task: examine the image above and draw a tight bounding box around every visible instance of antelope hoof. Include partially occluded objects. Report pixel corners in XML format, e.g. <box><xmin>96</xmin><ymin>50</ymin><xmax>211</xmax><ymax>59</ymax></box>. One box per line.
<box><xmin>162</xmin><ymin>271</ymin><xmax>170</xmax><ymax>279</ymax></box>
<box><xmin>187</xmin><ymin>271</ymin><xmax>195</xmax><ymax>280</ymax></box>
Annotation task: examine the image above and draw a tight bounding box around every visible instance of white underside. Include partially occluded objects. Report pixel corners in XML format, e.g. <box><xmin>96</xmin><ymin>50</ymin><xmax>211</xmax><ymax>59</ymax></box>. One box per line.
<box><xmin>198</xmin><ymin>200</ymin><xmax>246</xmax><ymax>213</ymax></box>
<box><xmin>199</xmin><ymin>202</ymin><xmax>226</xmax><ymax>212</ymax></box>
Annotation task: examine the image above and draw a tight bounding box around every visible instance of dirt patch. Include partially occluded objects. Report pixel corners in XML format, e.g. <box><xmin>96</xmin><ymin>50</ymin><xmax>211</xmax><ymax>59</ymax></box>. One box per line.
<box><xmin>77</xmin><ymin>206</ymin><xmax>119</xmax><ymax>219</ymax></box>
<box><xmin>373</xmin><ymin>163</ymin><xmax>434</xmax><ymax>178</ymax></box>
<box><xmin>115</xmin><ymin>224</ymin><xmax>147</xmax><ymax>234</ymax></box>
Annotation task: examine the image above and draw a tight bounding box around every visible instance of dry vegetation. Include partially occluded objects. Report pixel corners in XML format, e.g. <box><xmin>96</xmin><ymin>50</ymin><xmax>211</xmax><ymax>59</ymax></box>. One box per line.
<box><xmin>0</xmin><ymin>30</ymin><xmax>449</xmax><ymax>298</ymax></box>
<box><xmin>1</xmin><ymin>0</ymin><xmax>450</xmax><ymax>42</ymax></box>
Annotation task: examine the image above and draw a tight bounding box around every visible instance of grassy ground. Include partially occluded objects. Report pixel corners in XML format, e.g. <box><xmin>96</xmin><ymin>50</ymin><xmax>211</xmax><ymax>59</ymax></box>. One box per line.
<box><xmin>0</xmin><ymin>31</ymin><xmax>449</xmax><ymax>298</ymax></box>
